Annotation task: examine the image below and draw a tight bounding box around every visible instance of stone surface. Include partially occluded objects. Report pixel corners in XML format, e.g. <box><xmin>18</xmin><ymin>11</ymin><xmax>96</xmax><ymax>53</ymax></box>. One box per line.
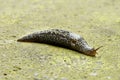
<box><xmin>0</xmin><ymin>0</ymin><xmax>120</xmax><ymax>80</ymax></box>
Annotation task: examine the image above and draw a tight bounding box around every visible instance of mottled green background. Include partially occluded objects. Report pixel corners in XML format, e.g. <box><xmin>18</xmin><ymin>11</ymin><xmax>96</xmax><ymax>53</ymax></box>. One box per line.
<box><xmin>0</xmin><ymin>0</ymin><xmax>120</xmax><ymax>80</ymax></box>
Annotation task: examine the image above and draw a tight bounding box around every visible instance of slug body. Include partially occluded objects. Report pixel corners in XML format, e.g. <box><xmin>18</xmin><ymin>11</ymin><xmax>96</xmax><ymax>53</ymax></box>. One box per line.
<box><xmin>17</xmin><ymin>29</ymin><xmax>99</xmax><ymax>56</ymax></box>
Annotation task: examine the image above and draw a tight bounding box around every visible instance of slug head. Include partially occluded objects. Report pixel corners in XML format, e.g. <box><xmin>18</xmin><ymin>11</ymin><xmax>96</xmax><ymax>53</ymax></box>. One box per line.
<box><xmin>86</xmin><ymin>46</ymin><xmax>103</xmax><ymax>57</ymax></box>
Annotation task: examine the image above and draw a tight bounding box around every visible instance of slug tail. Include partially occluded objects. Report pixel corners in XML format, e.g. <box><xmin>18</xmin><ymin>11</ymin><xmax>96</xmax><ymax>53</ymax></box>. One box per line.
<box><xmin>17</xmin><ymin>37</ymin><xmax>29</xmax><ymax>42</ymax></box>
<box><xmin>17</xmin><ymin>38</ymin><xmax>27</xmax><ymax>42</ymax></box>
<box><xmin>17</xmin><ymin>35</ymin><xmax>35</xmax><ymax>42</ymax></box>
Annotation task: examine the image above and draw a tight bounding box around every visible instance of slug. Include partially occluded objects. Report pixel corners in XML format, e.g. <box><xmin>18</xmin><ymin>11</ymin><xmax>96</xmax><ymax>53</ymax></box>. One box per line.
<box><xmin>17</xmin><ymin>29</ymin><xmax>102</xmax><ymax>57</ymax></box>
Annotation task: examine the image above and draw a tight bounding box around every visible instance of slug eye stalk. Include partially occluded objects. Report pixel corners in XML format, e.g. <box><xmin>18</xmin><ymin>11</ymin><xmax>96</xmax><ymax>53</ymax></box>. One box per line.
<box><xmin>87</xmin><ymin>46</ymin><xmax>103</xmax><ymax>57</ymax></box>
<box><xmin>95</xmin><ymin>46</ymin><xmax>103</xmax><ymax>52</ymax></box>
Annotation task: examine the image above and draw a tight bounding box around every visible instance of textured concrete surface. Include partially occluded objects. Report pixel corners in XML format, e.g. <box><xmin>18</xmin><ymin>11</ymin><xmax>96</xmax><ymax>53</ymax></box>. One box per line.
<box><xmin>0</xmin><ymin>0</ymin><xmax>120</xmax><ymax>80</ymax></box>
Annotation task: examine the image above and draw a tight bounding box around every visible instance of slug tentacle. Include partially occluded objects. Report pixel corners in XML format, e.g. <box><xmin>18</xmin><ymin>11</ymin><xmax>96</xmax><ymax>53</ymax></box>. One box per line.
<box><xmin>95</xmin><ymin>46</ymin><xmax>103</xmax><ymax>51</ymax></box>
<box><xmin>17</xmin><ymin>29</ymin><xmax>101</xmax><ymax>57</ymax></box>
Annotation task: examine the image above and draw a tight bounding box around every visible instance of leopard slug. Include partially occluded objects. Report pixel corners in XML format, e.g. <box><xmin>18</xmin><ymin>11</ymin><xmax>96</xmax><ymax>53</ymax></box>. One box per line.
<box><xmin>17</xmin><ymin>29</ymin><xmax>102</xmax><ymax>57</ymax></box>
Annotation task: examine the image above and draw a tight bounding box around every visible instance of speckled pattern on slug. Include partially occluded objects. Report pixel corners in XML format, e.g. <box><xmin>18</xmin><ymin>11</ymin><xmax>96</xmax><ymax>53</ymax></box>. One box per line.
<box><xmin>17</xmin><ymin>29</ymin><xmax>96</xmax><ymax>56</ymax></box>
